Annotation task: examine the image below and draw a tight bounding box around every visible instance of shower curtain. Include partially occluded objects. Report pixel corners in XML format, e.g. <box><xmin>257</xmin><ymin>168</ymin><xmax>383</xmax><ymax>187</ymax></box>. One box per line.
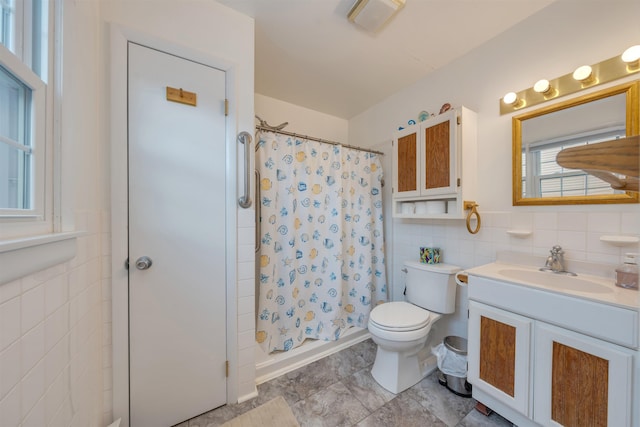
<box><xmin>256</xmin><ymin>131</ymin><xmax>388</xmax><ymax>353</ymax></box>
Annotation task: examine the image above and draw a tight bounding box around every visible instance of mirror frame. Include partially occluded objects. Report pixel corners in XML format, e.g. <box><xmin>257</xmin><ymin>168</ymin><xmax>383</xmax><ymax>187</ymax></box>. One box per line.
<box><xmin>512</xmin><ymin>80</ymin><xmax>639</xmax><ymax>206</ymax></box>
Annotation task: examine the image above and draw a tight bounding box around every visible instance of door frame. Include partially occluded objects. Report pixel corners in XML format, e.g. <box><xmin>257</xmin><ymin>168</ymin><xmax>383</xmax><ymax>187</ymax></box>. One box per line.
<box><xmin>110</xmin><ymin>25</ymin><xmax>239</xmax><ymax>427</ymax></box>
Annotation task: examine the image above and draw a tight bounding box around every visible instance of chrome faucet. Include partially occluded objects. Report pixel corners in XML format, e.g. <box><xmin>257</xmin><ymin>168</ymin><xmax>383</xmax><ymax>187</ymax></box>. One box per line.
<box><xmin>540</xmin><ymin>245</ymin><xmax>577</xmax><ymax>276</ymax></box>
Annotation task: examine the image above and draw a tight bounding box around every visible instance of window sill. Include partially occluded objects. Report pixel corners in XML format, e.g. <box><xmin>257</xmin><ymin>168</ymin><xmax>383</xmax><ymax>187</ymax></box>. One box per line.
<box><xmin>0</xmin><ymin>231</ymin><xmax>85</xmax><ymax>285</ymax></box>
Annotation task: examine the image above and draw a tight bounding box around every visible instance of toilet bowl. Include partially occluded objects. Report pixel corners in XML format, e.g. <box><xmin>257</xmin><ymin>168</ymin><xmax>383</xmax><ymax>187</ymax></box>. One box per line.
<box><xmin>368</xmin><ymin>301</ymin><xmax>442</xmax><ymax>393</ymax></box>
<box><xmin>368</xmin><ymin>261</ymin><xmax>460</xmax><ymax>394</ymax></box>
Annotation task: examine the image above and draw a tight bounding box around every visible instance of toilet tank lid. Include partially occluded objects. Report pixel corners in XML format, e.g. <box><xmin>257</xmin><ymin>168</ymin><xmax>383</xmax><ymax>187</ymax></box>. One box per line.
<box><xmin>404</xmin><ymin>260</ymin><xmax>461</xmax><ymax>274</ymax></box>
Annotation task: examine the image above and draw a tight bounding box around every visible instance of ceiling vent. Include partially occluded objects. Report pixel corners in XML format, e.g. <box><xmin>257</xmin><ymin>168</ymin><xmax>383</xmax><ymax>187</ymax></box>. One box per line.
<box><xmin>347</xmin><ymin>0</ymin><xmax>406</xmax><ymax>32</ymax></box>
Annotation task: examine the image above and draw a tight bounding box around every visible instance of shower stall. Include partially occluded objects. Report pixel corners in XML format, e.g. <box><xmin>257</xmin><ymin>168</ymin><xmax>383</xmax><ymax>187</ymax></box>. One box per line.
<box><xmin>253</xmin><ymin>119</ymin><xmax>388</xmax><ymax>381</ymax></box>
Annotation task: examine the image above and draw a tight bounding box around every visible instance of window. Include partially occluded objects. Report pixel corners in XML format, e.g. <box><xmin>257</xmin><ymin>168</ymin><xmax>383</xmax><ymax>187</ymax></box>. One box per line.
<box><xmin>0</xmin><ymin>0</ymin><xmax>49</xmax><ymax>223</ymax></box>
<box><xmin>0</xmin><ymin>65</ymin><xmax>31</xmax><ymax>209</ymax></box>
<box><xmin>522</xmin><ymin>127</ymin><xmax>626</xmax><ymax>198</ymax></box>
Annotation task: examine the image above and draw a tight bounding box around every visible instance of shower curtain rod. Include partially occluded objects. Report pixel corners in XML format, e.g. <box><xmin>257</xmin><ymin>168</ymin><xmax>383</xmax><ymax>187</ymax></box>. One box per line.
<box><xmin>255</xmin><ymin>125</ymin><xmax>385</xmax><ymax>156</ymax></box>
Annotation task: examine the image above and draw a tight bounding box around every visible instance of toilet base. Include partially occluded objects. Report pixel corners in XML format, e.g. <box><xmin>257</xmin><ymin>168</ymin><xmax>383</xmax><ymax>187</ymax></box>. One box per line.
<box><xmin>370</xmin><ymin>345</ymin><xmax>434</xmax><ymax>394</ymax></box>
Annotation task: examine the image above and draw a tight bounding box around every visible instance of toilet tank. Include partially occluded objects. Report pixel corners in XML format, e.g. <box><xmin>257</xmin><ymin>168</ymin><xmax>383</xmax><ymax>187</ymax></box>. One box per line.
<box><xmin>404</xmin><ymin>260</ymin><xmax>460</xmax><ymax>313</ymax></box>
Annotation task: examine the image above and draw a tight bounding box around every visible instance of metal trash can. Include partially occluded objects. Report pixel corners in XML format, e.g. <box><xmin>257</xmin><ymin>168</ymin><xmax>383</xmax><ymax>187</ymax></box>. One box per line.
<box><xmin>438</xmin><ymin>335</ymin><xmax>472</xmax><ymax>397</ymax></box>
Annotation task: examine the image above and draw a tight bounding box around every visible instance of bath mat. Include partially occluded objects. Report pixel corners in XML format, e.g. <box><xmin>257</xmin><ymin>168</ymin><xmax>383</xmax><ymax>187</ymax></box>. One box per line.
<box><xmin>220</xmin><ymin>396</ymin><xmax>300</xmax><ymax>427</ymax></box>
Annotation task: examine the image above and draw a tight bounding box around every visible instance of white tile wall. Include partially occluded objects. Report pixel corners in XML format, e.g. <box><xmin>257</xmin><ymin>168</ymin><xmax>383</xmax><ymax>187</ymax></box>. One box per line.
<box><xmin>0</xmin><ymin>210</ymin><xmax>104</xmax><ymax>427</ymax></box>
<box><xmin>99</xmin><ymin>211</ymin><xmax>113</xmax><ymax>426</ymax></box>
<box><xmin>1</xmin><ymin>295</ymin><xmax>20</xmax><ymax>351</ymax></box>
<box><xmin>237</xmin><ymin>206</ymin><xmax>256</xmax><ymax>400</ymax></box>
<box><xmin>390</xmin><ymin>209</ymin><xmax>640</xmax><ymax>348</ymax></box>
<box><xmin>391</xmin><ymin>210</ymin><xmax>640</xmax><ymax>298</ymax></box>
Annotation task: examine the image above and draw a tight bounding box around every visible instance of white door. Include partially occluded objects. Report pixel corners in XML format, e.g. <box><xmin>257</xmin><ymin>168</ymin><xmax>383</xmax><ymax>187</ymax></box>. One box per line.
<box><xmin>128</xmin><ymin>42</ymin><xmax>227</xmax><ymax>426</ymax></box>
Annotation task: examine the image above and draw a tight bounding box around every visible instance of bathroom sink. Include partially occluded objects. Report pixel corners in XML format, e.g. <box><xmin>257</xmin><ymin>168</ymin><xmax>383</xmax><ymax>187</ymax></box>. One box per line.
<box><xmin>497</xmin><ymin>268</ymin><xmax>613</xmax><ymax>294</ymax></box>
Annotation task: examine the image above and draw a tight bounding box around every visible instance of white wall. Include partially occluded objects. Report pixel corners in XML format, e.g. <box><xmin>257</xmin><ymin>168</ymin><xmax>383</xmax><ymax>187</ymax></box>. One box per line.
<box><xmin>349</xmin><ymin>0</ymin><xmax>640</xmax><ymax>346</ymax></box>
<box><xmin>255</xmin><ymin>93</ymin><xmax>349</xmax><ymax>142</ymax></box>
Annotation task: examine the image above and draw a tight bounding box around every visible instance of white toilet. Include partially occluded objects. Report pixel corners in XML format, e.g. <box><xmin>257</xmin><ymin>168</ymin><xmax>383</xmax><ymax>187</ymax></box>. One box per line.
<box><xmin>368</xmin><ymin>260</ymin><xmax>460</xmax><ymax>393</ymax></box>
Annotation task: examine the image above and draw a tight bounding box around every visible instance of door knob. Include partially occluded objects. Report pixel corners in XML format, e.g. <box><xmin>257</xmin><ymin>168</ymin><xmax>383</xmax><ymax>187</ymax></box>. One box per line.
<box><xmin>135</xmin><ymin>256</ymin><xmax>153</xmax><ymax>270</ymax></box>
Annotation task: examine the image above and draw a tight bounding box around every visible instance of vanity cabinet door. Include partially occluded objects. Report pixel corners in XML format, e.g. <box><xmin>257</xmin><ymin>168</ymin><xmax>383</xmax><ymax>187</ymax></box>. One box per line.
<box><xmin>534</xmin><ymin>322</ymin><xmax>633</xmax><ymax>427</ymax></box>
<box><xmin>468</xmin><ymin>301</ymin><xmax>532</xmax><ymax>416</ymax></box>
<box><xmin>393</xmin><ymin>126</ymin><xmax>421</xmax><ymax>198</ymax></box>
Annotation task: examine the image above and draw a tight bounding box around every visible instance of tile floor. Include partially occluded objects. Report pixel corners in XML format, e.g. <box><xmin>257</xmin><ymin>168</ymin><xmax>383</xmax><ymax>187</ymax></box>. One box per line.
<box><xmin>177</xmin><ymin>339</ymin><xmax>514</xmax><ymax>427</ymax></box>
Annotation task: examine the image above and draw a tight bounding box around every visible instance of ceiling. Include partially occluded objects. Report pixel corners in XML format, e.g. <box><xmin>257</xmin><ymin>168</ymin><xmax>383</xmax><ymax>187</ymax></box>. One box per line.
<box><xmin>217</xmin><ymin>0</ymin><xmax>555</xmax><ymax>119</ymax></box>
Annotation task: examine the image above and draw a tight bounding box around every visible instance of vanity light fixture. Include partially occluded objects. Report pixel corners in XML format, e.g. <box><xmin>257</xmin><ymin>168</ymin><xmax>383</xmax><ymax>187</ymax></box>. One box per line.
<box><xmin>348</xmin><ymin>0</ymin><xmax>405</xmax><ymax>32</ymax></box>
<box><xmin>500</xmin><ymin>43</ymin><xmax>640</xmax><ymax>114</ymax></box>
<box><xmin>622</xmin><ymin>45</ymin><xmax>640</xmax><ymax>72</ymax></box>
<box><xmin>572</xmin><ymin>65</ymin><xmax>597</xmax><ymax>86</ymax></box>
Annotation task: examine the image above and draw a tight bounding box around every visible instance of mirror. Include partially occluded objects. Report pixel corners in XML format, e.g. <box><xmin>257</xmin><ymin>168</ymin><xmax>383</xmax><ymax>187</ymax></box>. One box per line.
<box><xmin>513</xmin><ymin>81</ymin><xmax>639</xmax><ymax>205</ymax></box>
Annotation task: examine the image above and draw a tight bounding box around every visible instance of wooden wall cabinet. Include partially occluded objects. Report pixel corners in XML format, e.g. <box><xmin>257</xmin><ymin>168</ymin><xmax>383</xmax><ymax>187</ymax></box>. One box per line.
<box><xmin>469</xmin><ymin>300</ymin><xmax>634</xmax><ymax>427</ymax></box>
<box><xmin>391</xmin><ymin>107</ymin><xmax>477</xmax><ymax>219</ymax></box>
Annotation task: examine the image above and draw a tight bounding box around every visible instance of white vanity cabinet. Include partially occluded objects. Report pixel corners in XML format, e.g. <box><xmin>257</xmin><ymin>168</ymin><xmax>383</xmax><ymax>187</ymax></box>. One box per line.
<box><xmin>467</xmin><ymin>274</ymin><xmax>638</xmax><ymax>427</ymax></box>
<box><xmin>391</xmin><ymin>107</ymin><xmax>477</xmax><ymax>219</ymax></box>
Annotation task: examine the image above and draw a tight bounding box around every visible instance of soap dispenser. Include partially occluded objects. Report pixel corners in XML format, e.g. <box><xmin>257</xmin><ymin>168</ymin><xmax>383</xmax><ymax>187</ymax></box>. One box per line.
<box><xmin>615</xmin><ymin>253</ymin><xmax>639</xmax><ymax>289</ymax></box>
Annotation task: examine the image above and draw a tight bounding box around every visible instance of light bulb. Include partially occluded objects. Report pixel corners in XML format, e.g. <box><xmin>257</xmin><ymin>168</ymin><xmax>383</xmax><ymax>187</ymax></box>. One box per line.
<box><xmin>572</xmin><ymin>65</ymin><xmax>593</xmax><ymax>81</ymax></box>
<box><xmin>572</xmin><ymin>65</ymin><xmax>597</xmax><ymax>86</ymax></box>
<box><xmin>503</xmin><ymin>92</ymin><xmax>524</xmax><ymax>109</ymax></box>
<box><xmin>622</xmin><ymin>45</ymin><xmax>640</xmax><ymax>72</ymax></box>
<box><xmin>533</xmin><ymin>79</ymin><xmax>550</xmax><ymax>93</ymax></box>
<box><xmin>621</xmin><ymin>45</ymin><xmax>640</xmax><ymax>63</ymax></box>
<box><xmin>503</xmin><ymin>92</ymin><xmax>518</xmax><ymax>105</ymax></box>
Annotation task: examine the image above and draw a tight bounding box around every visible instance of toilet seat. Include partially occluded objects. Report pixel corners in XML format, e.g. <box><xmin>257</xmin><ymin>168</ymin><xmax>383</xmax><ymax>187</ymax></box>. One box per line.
<box><xmin>369</xmin><ymin>301</ymin><xmax>431</xmax><ymax>332</ymax></box>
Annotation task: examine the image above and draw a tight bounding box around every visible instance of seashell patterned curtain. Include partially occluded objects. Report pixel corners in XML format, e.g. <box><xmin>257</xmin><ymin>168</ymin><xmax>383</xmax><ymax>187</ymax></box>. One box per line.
<box><xmin>256</xmin><ymin>131</ymin><xmax>388</xmax><ymax>353</ymax></box>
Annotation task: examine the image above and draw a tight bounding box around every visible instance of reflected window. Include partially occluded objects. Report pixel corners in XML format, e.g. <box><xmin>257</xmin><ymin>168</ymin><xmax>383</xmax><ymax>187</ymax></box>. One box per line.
<box><xmin>522</xmin><ymin>127</ymin><xmax>626</xmax><ymax>198</ymax></box>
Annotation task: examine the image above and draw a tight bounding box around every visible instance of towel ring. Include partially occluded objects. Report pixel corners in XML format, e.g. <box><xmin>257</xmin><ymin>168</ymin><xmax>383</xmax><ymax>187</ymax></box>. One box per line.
<box><xmin>464</xmin><ymin>201</ymin><xmax>481</xmax><ymax>234</ymax></box>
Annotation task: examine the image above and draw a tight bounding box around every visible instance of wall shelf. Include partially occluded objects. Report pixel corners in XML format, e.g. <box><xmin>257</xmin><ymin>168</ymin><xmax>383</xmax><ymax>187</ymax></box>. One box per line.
<box><xmin>599</xmin><ymin>235</ymin><xmax>640</xmax><ymax>246</ymax></box>
<box><xmin>507</xmin><ymin>230</ymin><xmax>533</xmax><ymax>238</ymax></box>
